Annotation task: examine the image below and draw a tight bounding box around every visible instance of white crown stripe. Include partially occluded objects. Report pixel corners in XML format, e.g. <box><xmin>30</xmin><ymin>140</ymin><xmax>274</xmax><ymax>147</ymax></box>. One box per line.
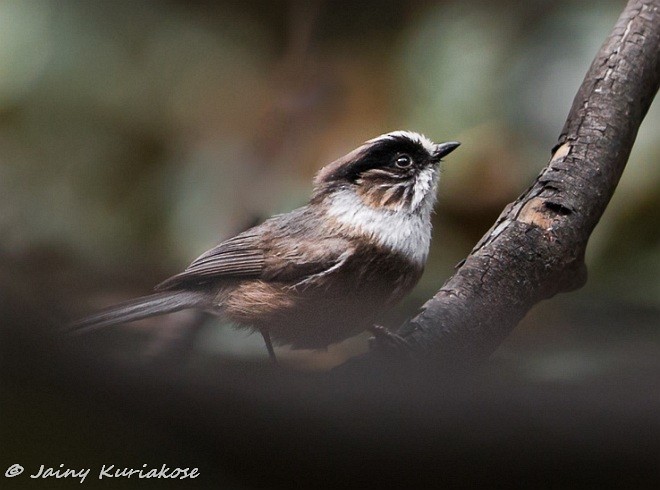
<box><xmin>367</xmin><ymin>131</ymin><xmax>437</xmax><ymax>156</ymax></box>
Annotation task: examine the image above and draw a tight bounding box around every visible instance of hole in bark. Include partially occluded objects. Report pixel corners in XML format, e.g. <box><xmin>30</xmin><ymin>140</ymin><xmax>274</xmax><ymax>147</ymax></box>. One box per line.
<box><xmin>544</xmin><ymin>201</ymin><xmax>572</xmax><ymax>216</ymax></box>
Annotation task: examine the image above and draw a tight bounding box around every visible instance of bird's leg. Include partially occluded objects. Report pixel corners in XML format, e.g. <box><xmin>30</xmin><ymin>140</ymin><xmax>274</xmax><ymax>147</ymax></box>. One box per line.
<box><xmin>259</xmin><ymin>328</ymin><xmax>278</xmax><ymax>364</ymax></box>
<box><xmin>368</xmin><ymin>324</ymin><xmax>411</xmax><ymax>352</ymax></box>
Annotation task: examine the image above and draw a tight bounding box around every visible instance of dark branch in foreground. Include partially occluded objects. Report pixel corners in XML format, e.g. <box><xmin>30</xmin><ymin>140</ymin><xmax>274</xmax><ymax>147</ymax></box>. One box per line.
<box><xmin>347</xmin><ymin>0</ymin><xmax>660</xmax><ymax>368</ymax></box>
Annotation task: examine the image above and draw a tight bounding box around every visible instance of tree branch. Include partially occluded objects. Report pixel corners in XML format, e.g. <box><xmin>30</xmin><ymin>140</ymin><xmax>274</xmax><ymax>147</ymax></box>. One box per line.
<box><xmin>349</xmin><ymin>0</ymin><xmax>660</xmax><ymax>368</ymax></box>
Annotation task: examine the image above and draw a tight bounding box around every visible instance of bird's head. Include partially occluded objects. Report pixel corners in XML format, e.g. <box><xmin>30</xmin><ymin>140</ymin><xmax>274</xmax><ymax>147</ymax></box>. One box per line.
<box><xmin>312</xmin><ymin>131</ymin><xmax>460</xmax><ymax>215</ymax></box>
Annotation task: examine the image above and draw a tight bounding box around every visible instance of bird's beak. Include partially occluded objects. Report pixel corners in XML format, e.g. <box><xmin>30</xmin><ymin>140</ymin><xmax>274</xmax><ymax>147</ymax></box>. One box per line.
<box><xmin>433</xmin><ymin>141</ymin><xmax>461</xmax><ymax>161</ymax></box>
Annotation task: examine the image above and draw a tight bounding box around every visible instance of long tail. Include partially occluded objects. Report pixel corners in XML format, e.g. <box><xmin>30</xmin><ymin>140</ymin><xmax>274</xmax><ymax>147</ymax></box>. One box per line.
<box><xmin>69</xmin><ymin>291</ymin><xmax>207</xmax><ymax>334</ymax></box>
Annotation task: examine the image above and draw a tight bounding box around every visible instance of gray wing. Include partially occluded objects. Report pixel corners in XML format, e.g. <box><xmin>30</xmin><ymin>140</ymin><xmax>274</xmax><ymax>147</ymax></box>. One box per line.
<box><xmin>155</xmin><ymin>230</ymin><xmax>265</xmax><ymax>291</ymax></box>
<box><xmin>155</xmin><ymin>213</ymin><xmax>354</xmax><ymax>291</ymax></box>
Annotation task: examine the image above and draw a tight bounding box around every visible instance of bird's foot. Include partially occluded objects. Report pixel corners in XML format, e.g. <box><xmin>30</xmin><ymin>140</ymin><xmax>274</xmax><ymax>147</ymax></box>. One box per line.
<box><xmin>368</xmin><ymin>324</ymin><xmax>410</xmax><ymax>354</ymax></box>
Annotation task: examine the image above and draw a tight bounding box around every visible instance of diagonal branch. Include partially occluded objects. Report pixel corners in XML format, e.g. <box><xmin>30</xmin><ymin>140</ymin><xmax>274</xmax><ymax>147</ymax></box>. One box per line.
<box><xmin>346</xmin><ymin>0</ymin><xmax>660</xmax><ymax>368</ymax></box>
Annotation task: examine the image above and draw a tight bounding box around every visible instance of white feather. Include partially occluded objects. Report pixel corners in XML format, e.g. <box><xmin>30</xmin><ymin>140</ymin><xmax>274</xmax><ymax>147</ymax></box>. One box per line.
<box><xmin>326</xmin><ymin>166</ymin><xmax>440</xmax><ymax>266</ymax></box>
<box><xmin>368</xmin><ymin>131</ymin><xmax>437</xmax><ymax>156</ymax></box>
<box><xmin>410</xmin><ymin>166</ymin><xmax>436</xmax><ymax>211</ymax></box>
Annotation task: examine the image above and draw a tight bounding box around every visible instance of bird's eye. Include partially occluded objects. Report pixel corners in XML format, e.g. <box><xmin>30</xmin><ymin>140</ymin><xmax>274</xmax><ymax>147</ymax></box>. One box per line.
<box><xmin>395</xmin><ymin>154</ymin><xmax>413</xmax><ymax>168</ymax></box>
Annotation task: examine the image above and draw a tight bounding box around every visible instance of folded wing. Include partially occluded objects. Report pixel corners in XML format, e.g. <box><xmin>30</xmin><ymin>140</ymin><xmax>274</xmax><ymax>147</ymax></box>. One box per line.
<box><xmin>155</xmin><ymin>231</ymin><xmax>265</xmax><ymax>291</ymax></box>
<box><xmin>155</xmin><ymin>214</ymin><xmax>354</xmax><ymax>291</ymax></box>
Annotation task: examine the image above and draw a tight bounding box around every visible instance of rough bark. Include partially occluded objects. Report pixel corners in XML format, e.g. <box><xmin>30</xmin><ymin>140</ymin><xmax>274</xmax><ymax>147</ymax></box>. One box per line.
<box><xmin>354</xmin><ymin>0</ymin><xmax>660</xmax><ymax>367</ymax></box>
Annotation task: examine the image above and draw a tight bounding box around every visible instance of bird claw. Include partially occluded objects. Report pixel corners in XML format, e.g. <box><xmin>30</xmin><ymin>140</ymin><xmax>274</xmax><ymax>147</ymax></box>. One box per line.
<box><xmin>368</xmin><ymin>324</ymin><xmax>410</xmax><ymax>353</ymax></box>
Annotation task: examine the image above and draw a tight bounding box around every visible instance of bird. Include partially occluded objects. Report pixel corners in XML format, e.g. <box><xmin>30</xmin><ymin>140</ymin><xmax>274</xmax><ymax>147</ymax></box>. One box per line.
<box><xmin>71</xmin><ymin>131</ymin><xmax>460</xmax><ymax>361</ymax></box>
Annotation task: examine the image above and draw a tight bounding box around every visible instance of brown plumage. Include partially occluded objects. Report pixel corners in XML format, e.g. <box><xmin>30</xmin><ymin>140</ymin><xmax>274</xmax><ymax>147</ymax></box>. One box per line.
<box><xmin>71</xmin><ymin>132</ymin><xmax>460</xmax><ymax>357</ymax></box>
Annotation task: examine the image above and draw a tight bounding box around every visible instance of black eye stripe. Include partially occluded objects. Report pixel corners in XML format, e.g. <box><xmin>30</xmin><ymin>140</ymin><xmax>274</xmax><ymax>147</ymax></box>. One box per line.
<box><xmin>321</xmin><ymin>136</ymin><xmax>430</xmax><ymax>184</ymax></box>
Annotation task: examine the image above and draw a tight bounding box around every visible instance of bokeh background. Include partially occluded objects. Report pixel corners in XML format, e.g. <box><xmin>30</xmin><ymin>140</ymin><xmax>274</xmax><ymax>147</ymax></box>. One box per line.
<box><xmin>2</xmin><ymin>0</ymin><xmax>659</xmax><ymax>486</ymax></box>
<box><xmin>2</xmin><ymin>0</ymin><xmax>657</xmax><ymax>369</ymax></box>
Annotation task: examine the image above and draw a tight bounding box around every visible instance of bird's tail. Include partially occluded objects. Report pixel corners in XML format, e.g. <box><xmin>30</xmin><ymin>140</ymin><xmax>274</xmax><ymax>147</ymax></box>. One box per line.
<box><xmin>69</xmin><ymin>291</ymin><xmax>206</xmax><ymax>334</ymax></box>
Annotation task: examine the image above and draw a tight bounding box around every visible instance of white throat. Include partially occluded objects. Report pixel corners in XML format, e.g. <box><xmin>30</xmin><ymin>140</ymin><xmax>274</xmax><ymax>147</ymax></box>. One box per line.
<box><xmin>325</xmin><ymin>168</ymin><xmax>440</xmax><ymax>266</ymax></box>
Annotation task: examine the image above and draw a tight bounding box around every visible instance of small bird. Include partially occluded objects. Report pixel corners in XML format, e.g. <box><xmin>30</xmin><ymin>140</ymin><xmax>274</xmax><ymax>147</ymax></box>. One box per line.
<box><xmin>71</xmin><ymin>131</ymin><xmax>460</xmax><ymax>361</ymax></box>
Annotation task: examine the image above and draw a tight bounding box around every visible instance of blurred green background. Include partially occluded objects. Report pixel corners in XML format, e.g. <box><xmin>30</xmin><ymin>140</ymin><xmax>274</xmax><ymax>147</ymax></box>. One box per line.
<box><xmin>1</xmin><ymin>0</ymin><xmax>658</xmax><ymax>371</ymax></box>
